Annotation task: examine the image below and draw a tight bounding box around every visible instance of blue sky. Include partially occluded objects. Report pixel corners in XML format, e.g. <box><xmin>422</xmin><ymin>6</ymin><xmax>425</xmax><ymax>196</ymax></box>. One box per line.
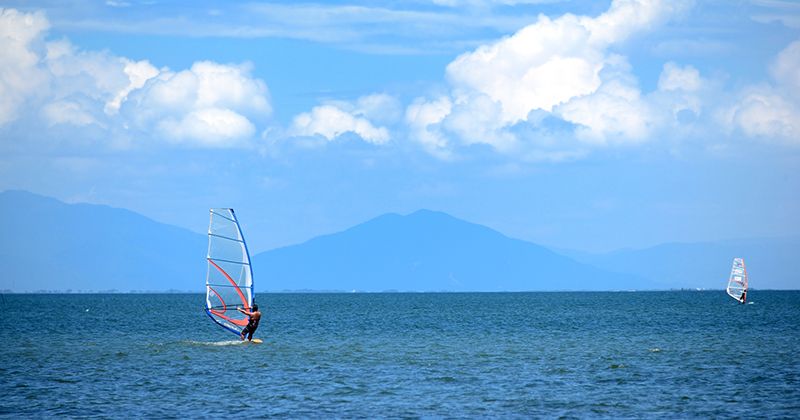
<box><xmin>1</xmin><ymin>0</ymin><xmax>799</xmax><ymax>253</ymax></box>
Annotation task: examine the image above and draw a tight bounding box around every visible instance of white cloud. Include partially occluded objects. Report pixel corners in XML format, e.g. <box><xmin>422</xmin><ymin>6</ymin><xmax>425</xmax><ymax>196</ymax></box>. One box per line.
<box><xmin>0</xmin><ymin>8</ymin><xmax>271</xmax><ymax>148</ymax></box>
<box><xmin>126</xmin><ymin>61</ymin><xmax>271</xmax><ymax>146</ymax></box>
<box><xmin>557</xmin><ymin>57</ymin><xmax>653</xmax><ymax>143</ymax></box>
<box><xmin>290</xmin><ymin>101</ymin><xmax>391</xmax><ymax>145</ymax></box>
<box><xmin>42</xmin><ymin>100</ymin><xmax>97</xmax><ymax>127</ymax></box>
<box><xmin>446</xmin><ymin>14</ymin><xmax>600</xmax><ymax>123</ymax></box>
<box><xmin>105</xmin><ymin>1</ymin><xmax>132</xmax><ymax>7</ymax></box>
<box><xmin>131</xmin><ymin>61</ymin><xmax>270</xmax><ymax>116</ymax></box>
<box><xmin>406</xmin><ymin>96</ymin><xmax>453</xmax><ymax>157</ymax></box>
<box><xmin>724</xmin><ymin>87</ymin><xmax>800</xmax><ymax>144</ymax></box>
<box><xmin>431</xmin><ymin>0</ymin><xmax>571</xmax><ymax>7</ymax></box>
<box><xmin>0</xmin><ymin>8</ymin><xmax>50</xmax><ymax>126</ymax></box>
<box><xmin>353</xmin><ymin>94</ymin><xmax>402</xmax><ymax>125</ymax></box>
<box><xmin>157</xmin><ymin>108</ymin><xmax>256</xmax><ymax>147</ymax></box>
<box><xmin>658</xmin><ymin>62</ymin><xmax>702</xmax><ymax>92</ymax></box>
<box><xmin>106</xmin><ymin>59</ymin><xmax>160</xmax><ymax>114</ymax></box>
<box><xmin>445</xmin><ymin>92</ymin><xmax>517</xmax><ymax>149</ymax></box>
<box><xmin>652</xmin><ymin>62</ymin><xmax>704</xmax><ymax>125</ymax></box>
<box><xmin>583</xmin><ymin>0</ymin><xmax>690</xmax><ymax>46</ymax></box>
<box><xmin>408</xmin><ymin>0</ymin><xmax>692</xmax><ymax>158</ymax></box>
<box><xmin>751</xmin><ymin>0</ymin><xmax>800</xmax><ymax>28</ymax></box>
<box><xmin>770</xmin><ymin>40</ymin><xmax>800</xmax><ymax>96</ymax></box>
<box><xmin>43</xmin><ymin>39</ymin><xmax>159</xmax><ymax>122</ymax></box>
<box><xmin>445</xmin><ymin>0</ymin><xmax>690</xmax><ymax>125</ymax></box>
<box><xmin>722</xmin><ymin>40</ymin><xmax>800</xmax><ymax>145</ymax></box>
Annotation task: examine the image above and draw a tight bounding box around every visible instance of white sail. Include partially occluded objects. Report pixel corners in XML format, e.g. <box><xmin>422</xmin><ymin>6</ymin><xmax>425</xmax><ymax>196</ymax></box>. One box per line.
<box><xmin>204</xmin><ymin>208</ymin><xmax>255</xmax><ymax>335</ymax></box>
<box><xmin>726</xmin><ymin>257</ymin><xmax>748</xmax><ymax>303</ymax></box>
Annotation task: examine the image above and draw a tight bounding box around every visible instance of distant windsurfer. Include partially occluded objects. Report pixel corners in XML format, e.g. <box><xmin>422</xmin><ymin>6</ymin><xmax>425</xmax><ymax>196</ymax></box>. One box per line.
<box><xmin>237</xmin><ymin>304</ymin><xmax>261</xmax><ymax>341</ymax></box>
<box><xmin>739</xmin><ymin>291</ymin><xmax>747</xmax><ymax>304</ymax></box>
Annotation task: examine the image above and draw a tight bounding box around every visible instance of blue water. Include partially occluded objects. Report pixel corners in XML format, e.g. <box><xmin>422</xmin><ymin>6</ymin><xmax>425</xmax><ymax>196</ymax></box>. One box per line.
<box><xmin>1</xmin><ymin>292</ymin><xmax>798</xmax><ymax>417</ymax></box>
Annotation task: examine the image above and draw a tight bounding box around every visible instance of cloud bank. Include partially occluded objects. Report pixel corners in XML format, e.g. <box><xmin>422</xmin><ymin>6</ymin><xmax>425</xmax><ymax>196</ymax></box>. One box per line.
<box><xmin>403</xmin><ymin>0</ymin><xmax>699</xmax><ymax>158</ymax></box>
<box><xmin>0</xmin><ymin>8</ymin><xmax>271</xmax><ymax>149</ymax></box>
<box><xmin>719</xmin><ymin>40</ymin><xmax>800</xmax><ymax>145</ymax></box>
<box><xmin>290</xmin><ymin>94</ymin><xmax>399</xmax><ymax>145</ymax></box>
<box><xmin>399</xmin><ymin>0</ymin><xmax>800</xmax><ymax>160</ymax></box>
<box><xmin>2</xmin><ymin>3</ymin><xmax>799</xmax><ymax>160</ymax></box>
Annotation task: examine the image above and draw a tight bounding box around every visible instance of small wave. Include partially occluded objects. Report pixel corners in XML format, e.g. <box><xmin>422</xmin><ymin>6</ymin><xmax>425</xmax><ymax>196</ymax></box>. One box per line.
<box><xmin>649</xmin><ymin>348</ymin><xmax>661</xmax><ymax>353</ymax></box>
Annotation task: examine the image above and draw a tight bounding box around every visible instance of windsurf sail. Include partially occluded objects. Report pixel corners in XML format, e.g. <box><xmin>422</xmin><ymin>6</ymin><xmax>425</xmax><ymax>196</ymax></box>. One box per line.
<box><xmin>204</xmin><ymin>208</ymin><xmax>255</xmax><ymax>336</ymax></box>
<box><xmin>726</xmin><ymin>257</ymin><xmax>748</xmax><ymax>303</ymax></box>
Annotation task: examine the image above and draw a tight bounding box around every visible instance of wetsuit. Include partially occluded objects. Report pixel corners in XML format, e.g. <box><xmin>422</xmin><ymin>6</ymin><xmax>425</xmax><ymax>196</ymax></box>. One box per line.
<box><xmin>241</xmin><ymin>314</ymin><xmax>260</xmax><ymax>340</ymax></box>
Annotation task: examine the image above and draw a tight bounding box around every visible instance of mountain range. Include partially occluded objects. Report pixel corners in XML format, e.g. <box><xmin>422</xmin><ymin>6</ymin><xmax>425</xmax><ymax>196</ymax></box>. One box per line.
<box><xmin>0</xmin><ymin>190</ymin><xmax>796</xmax><ymax>292</ymax></box>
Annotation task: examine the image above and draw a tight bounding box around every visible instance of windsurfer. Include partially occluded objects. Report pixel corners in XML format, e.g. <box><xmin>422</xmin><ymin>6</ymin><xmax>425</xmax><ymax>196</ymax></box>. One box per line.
<box><xmin>739</xmin><ymin>291</ymin><xmax>747</xmax><ymax>304</ymax></box>
<box><xmin>237</xmin><ymin>304</ymin><xmax>261</xmax><ymax>341</ymax></box>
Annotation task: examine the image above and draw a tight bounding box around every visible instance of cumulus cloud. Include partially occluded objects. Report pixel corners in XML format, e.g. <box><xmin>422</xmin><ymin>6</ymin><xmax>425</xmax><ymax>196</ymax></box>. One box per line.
<box><xmin>445</xmin><ymin>0</ymin><xmax>690</xmax><ymax>124</ymax></box>
<box><xmin>445</xmin><ymin>92</ymin><xmax>517</xmax><ymax>149</ymax></box>
<box><xmin>446</xmin><ymin>14</ymin><xmax>601</xmax><ymax>123</ymax></box>
<box><xmin>721</xmin><ymin>40</ymin><xmax>800</xmax><ymax>145</ymax></box>
<box><xmin>408</xmin><ymin>0</ymin><xmax>693</xmax><ymax>158</ymax></box>
<box><xmin>42</xmin><ymin>100</ymin><xmax>97</xmax><ymax>127</ymax></box>
<box><xmin>157</xmin><ymin>108</ymin><xmax>256</xmax><ymax>146</ymax></box>
<box><xmin>406</xmin><ymin>96</ymin><xmax>453</xmax><ymax>157</ymax></box>
<box><xmin>290</xmin><ymin>95</ymin><xmax>396</xmax><ymax>144</ymax></box>
<box><xmin>0</xmin><ymin>9</ymin><xmax>50</xmax><ymax>126</ymax></box>
<box><xmin>650</xmin><ymin>62</ymin><xmax>704</xmax><ymax>127</ymax></box>
<box><xmin>725</xmin><ymin>88</ymin><xmax>799</xmax><ymax>142</ymax></box>
<box><xmin>38</xmin><ymin>38</ymin><xmax>161</xmax><ymax>128</ymax></box>
<box><xmin>291</xmin><ymin>105</ymin><xmax>389</xmax><ymax>145</ymax></box>
<box><xmin>557</xmin><ymin>57</ymin><xmax>653</xmax><ymax>143</ymax></box>
<box><xmin>106</xmin><ymin>59</ymin><xmax>160</xmax><ymax>114</ymax></box>
<box><xmin>125</xmin><ymin>61</ymin><xmax>270</xmax><ymax>146</ymax></box>
<box><xmin>658</xmin><ymin>62</ymin><xmax>702</xmax><ymax>92</ymax></box>
<box><xmin>0</xmin><ymin>8</ymin><xmax>271</xmax><ymax>148</ymax></box>
<box><xmin>770</xmin><ymin>40</ymin><xmax>800</xmax><ymax>97</ymax></box>
<box><xmin>352</xmin><ymin>94</ymin><xmax>403</xmax><ymax>125</ymax></box>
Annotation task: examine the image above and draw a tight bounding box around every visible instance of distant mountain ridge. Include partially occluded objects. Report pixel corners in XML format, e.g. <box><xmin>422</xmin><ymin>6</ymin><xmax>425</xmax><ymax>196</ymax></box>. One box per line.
<box><xmin>1</xmin><ymin>190</ymin><xmax>796</xmax><ymax>292</ymax></box>
<box><xmin>0</xmin><ymin>190</ymin><xmax>206</xmax><ymax>292</ymax></box>
<box><xmin>252</xmin><ymin>210</ymin><xmax>644</xmax><ymax>291</ymax></box>
<box><xmin>564</xmin><ymin>236</ymin><xmax>800</xmax><ymax>290</ymax></box>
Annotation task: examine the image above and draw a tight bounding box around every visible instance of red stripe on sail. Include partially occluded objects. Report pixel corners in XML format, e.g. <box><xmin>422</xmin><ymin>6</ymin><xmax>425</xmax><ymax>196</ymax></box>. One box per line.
<box><xmin>208</xmin><ymin>259</ymin><xmax>250</xmax><ymax>327</ymax></box>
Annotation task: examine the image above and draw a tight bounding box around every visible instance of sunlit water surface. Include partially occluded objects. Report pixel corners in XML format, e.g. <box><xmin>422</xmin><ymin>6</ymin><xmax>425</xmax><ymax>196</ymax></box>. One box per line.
<box><xmin>1</xmin><ymin>291</ymin><xmax>798</xmax><ymax>417</ymax></box>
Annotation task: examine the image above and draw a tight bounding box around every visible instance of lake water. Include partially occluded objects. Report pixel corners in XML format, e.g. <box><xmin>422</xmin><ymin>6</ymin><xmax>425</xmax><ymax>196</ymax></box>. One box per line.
<box><xmin>1</xmin><ymin>291</ymin><xmax>798</xmax><ymax>417</ymax></box>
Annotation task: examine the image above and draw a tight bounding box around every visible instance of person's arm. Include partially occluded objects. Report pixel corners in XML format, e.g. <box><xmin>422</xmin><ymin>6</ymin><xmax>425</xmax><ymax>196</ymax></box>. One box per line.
<box><xmin>237</xmin><ymin>307</ymin><xmax>253</xmax><ymax>316</ymax></box>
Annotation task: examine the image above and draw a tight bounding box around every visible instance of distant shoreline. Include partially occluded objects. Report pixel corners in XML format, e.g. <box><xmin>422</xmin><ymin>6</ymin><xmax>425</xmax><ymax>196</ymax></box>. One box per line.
<box><xmin>3</xmin><ymin>289</ymin><xmax>793</xmax><ymax>294</ymax></box>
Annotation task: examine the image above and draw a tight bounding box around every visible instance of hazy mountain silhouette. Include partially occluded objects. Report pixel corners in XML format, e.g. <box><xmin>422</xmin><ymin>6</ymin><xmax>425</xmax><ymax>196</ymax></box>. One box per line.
<box><xmin>563</xmin><ymin>237</ymin><xmax>800</xmax><ymax>290</ymax></box>
<box><xmin>2</xmin><ymin>190</ymin><xmax>794</xmax><ymax>292</ymax></box>
<box><xmin>252</xmin><ymin>210</ymin><xmax>644</xmax><ymax>291</ymax></box>
<box><xmin>0</xmin><ymin>190</ymin><xmax>206</xmax><ymax>292</ymax></box>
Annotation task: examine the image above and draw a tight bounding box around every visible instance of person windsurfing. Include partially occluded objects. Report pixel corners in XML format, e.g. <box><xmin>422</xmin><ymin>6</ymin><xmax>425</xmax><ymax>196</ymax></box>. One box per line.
<box><xmin>237</xmin><ymin>304</ymin><xmax>261</xmax><ymax>341</ymax></box>
<box><xmin>739</xmin><ymin>290</ymin><xmax>747</xmax><ymax>304</ymax></box>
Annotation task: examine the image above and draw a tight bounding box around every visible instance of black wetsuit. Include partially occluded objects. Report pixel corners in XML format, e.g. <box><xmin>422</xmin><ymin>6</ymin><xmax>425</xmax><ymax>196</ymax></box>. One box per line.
<box><xmin>241</xmin><ymin>315</ymin><xmax>260</xmax><ymax>340</ymax></box>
